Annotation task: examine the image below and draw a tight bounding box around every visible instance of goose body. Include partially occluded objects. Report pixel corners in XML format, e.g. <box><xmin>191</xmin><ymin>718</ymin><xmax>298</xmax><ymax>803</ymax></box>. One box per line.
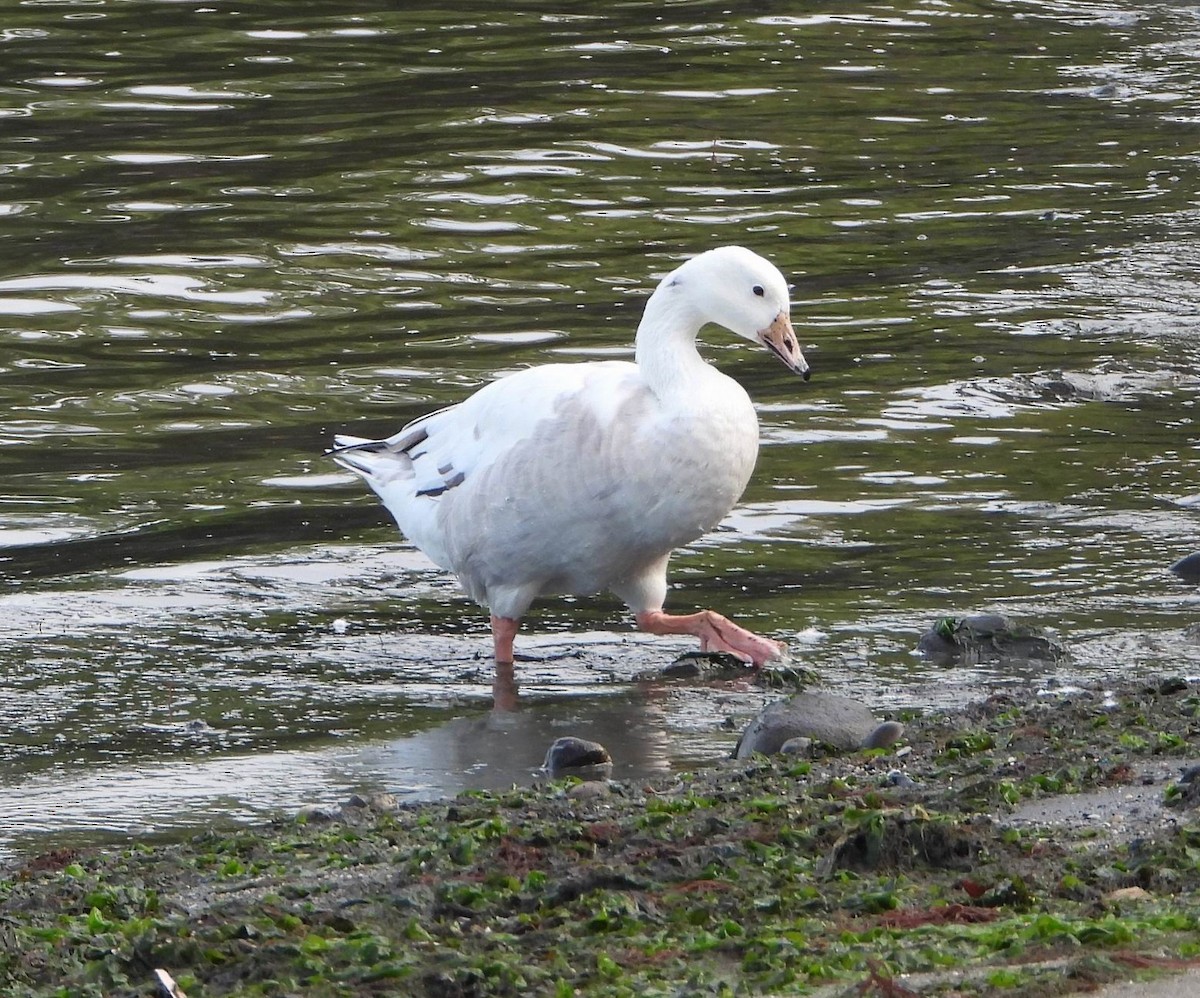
<box><xmin>332</xmin><ymin>246</ymin><xmax>810</xmax><ymax>681</ymax></box>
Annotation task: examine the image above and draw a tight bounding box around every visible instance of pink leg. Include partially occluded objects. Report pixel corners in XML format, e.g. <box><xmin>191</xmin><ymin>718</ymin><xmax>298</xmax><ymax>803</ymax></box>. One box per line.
<box><xmin>490</xmin><ymin>615</ymin><xmax>521</xmax><ymax>712</ymax></box>
<box><xmin>490</xmin><ymin>614</ymin><xmax>520</xmax><ymax>664</ymax></box>
<box><xmin>635</xmin><ymin>609</ymin><xmax>784</xmax><ymax>668</ymax></box>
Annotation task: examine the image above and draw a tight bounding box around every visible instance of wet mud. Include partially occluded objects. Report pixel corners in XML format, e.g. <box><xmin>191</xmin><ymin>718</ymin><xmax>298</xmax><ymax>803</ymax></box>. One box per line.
<box><xmin>4</xmin><ymin>675</ymin><xmax>1200</xmax><ymax>997</ymax></box>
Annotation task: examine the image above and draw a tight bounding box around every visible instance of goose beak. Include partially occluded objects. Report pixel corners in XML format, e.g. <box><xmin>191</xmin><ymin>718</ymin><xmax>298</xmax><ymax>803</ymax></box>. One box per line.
<box><xmin>757</xmin><ymin>312</ymin><xmax>810</xmax><ymax>380</ymax></box>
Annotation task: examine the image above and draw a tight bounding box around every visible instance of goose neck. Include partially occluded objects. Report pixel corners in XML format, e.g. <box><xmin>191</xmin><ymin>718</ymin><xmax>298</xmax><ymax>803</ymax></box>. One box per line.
<box><xmin>633</xmin><ymin>289</ymin><xmax>709</xmax><ymax>395</ymax></box>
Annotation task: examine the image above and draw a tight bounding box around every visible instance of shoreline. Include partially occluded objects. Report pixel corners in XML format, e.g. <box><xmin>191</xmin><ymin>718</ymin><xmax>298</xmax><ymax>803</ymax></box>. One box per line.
<box><xmin>3</xmin><ymin>675</ymin><xmax>1200</xmax><ymax>997</ymax></box>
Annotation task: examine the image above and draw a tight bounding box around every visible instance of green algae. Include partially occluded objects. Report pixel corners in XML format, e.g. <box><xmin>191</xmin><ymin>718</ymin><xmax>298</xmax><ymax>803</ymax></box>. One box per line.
<box><xmin>4</xmin><ymin>678</ymin><xmax>1200</xmax><ymax>997</ymax></box>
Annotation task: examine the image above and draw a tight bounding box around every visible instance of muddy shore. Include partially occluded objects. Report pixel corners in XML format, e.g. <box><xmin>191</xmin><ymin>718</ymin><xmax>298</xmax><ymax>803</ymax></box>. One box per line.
<box><xmin>3</xmin><ymin>675</ymin><xmax>1200</xmax><ymax>997</ymax></box>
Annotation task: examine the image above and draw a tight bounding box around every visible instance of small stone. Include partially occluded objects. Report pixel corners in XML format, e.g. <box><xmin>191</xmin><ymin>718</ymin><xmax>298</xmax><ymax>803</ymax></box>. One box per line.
<box><xmin>659</xmin><ymin>651</ymin><xmax>750</xmax><ymax>679</ymax></box>
<box><xmin>779</xmin><ymin>737</ymin><xmax>812</xmax><ymax>756</ymax></box>
<box><xmin>863</xmin><ymin>721</ymin><xmax>905</xmax><ymax>750</ymax></box>
<box><xmin>344</xmin><ymin>792</ymin><xmax>398</xmax><ymax>811</ymax></box>
<box><xmin>543</xmin><ymin>736</ymin><xmax>613</xmax><ymax>781</ymax></box>
<box><xmin>295</xmin><ymin>805</ymin><xmax>338</xmax><ymax>823</ymax></box>
<box><xmin>320</xmin><ymin>913</ymin><xmax>357</xmax><ymax>933</ymax></box>
<box><xmin>1103</xmin><ymin>886</ymin><xmax>1152</xmax><ymax>904</ymax></box>
<box><xmin>1166</xmin><ymin>777</ymin><xmax>1200</xmax><ymax>809</ymax></box>
<box><xmin>567</xmin><ymin>781</ymin><xmax>612</xmax><ymax>800</ymax></box>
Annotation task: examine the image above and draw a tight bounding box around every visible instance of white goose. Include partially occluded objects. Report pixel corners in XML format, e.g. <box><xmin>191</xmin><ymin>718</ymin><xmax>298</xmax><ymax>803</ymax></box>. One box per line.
<box><xmin>332</xmin><ymin>246</ymin><xmax>810</xmax><ymax>678</ymax></box>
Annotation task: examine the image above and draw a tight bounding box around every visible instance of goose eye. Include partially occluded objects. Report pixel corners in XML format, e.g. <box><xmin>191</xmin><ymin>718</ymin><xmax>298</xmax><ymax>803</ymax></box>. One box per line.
<box><xmin>752</xmin><ymin>285</ymin><xmax>765</xmax><ymax>297</ymax></box>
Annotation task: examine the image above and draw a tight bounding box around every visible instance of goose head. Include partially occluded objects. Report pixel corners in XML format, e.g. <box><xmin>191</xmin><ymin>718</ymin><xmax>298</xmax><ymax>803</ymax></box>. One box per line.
<box><xmin>666</xmin><ymin>246</ymin><xmax>811</xmax><ymax>380</ymax></box>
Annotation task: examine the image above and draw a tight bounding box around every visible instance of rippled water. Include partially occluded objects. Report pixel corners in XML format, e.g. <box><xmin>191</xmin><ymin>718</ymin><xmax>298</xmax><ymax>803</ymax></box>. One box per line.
<box><xmin>1</xmin><ymin>0</ymin><xmax>1198</xmax><ymax>857</ymax></box>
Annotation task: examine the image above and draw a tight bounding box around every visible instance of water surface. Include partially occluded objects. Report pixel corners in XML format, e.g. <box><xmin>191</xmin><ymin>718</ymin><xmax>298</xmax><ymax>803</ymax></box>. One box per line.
<box><xmin>1</xmin><ymin>0</ymin><xmax>1198</xmax><ymax>857</ymax></box>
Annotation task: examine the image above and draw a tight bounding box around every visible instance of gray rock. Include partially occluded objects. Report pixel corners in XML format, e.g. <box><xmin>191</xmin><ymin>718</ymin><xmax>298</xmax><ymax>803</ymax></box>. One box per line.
<box><xmin>344</xmin><ymin>792</ymin><xmax>399</xmax><ymax>811</ymax></box>
<box><xmin>917</xmin><ymin>613</ymin><xmax>1068</xmax><ymax>663</ymax></box>
<box><xmin>295</xmin><ymin>804</ymin><xmax>339</xmax><ymax>823</ymax></box>
<box><xmin>654</xmin><ymin>651</ymin><xmax>750</xmax><ymax>680</ymax></box>
<box><xmin>734</xmin><ymin>692</ymin><xmax>904</xmax><ymax>759</ymax></box>
<box><xmin>779</xmin><ymin>737</ymin><xmax>813</xmax><ymax>756</ymax></box>
<box><xmin>543</xmin><ymin>736</ymin><xmax>613</xmax><ymax>781</ymax></box>
<box><xmin>1170</xmin><ymin>552</ymin><xmax>1200</xmax><ymax>583</ymax></box>
<box><xmin>636</xmin><ymin>652</ymin><xmax>816</xmax><ymax>689</ymax></box>
<box><xmin>567</xmin><ymin>781</ymin><xmax>613</xmax><ymax>800</ymax></box>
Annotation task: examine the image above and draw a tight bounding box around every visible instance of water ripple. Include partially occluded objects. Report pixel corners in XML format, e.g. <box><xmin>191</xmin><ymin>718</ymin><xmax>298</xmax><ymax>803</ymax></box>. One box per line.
<box><xmin>0</xmin><ymin>272</ymin><xmax>270</xmax><ymax>306</ymax></box>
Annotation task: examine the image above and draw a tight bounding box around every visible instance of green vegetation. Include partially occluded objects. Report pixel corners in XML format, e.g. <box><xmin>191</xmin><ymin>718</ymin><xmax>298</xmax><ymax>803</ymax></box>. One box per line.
<box><xmin>3</xmin><ymin>678</ymin><xmax>1200</xmax><ymax>996</ymax></box>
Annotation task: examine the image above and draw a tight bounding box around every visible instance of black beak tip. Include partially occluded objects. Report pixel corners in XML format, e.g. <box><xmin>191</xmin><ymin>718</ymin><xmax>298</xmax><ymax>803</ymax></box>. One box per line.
<box><xmin>801</xmin><ymin>367</ymin><xmax>812</xmax><ymax>382</ymax></box>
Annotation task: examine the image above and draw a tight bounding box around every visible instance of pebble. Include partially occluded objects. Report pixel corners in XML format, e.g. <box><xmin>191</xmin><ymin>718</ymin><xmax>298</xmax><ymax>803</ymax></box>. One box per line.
<box><xmin>295</xmin><ymin>805</ymin><xmax>339</xmax><ymax>823</ymax></box>
<box><xmin>543</xmin><ymin>736</ymin><xmax>613</xmax><ymax>781</ymax></box>
<box><xmin>344</xmin><ymin>793</ymin><xmax>399</xmax><ymax>811</ymax></box>
<box><xmin>780</xmin><ymin>737</ymin><xmax>812</xmax><ymax>756</ymax></box>
<box><xmin>567</xmin><ymin>781</ymin><xmax>612</xmax><ymax>800</ymax></box>
<box><xmin>1103</xmin><ymin>886</ymin><xmax>1152</xmax><ymax>903</ymax></box>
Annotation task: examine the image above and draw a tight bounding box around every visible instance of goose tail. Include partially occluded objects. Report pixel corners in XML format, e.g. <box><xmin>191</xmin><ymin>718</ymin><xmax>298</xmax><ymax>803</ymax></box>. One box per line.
<box><xmin>328</xmin><ymin>434</ymin><xmax>409</xmax><ymax>483</ymax></box>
